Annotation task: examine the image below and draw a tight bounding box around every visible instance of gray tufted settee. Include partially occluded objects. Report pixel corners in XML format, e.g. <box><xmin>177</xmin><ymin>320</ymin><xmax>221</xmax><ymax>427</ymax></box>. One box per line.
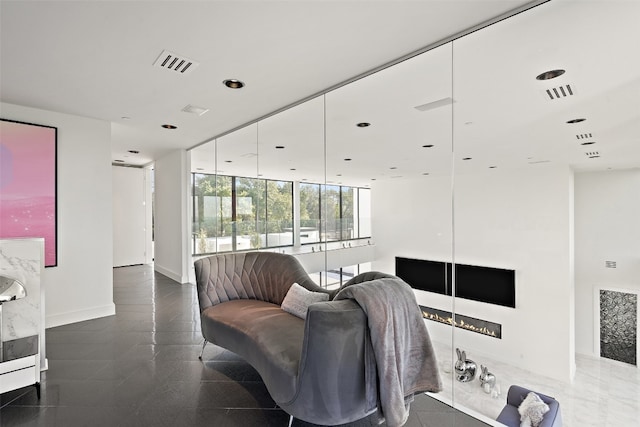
<box><xmin>194</xmin><ymin>251</ymin><xmax>391</xmax><ymax>425</ymax></box>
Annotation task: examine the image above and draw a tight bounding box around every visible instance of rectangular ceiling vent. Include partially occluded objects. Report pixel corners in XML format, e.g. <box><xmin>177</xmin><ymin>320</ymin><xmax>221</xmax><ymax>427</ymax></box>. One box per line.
<box><xmin>544</xmin><ymin>84</ymin><xmax>575</xmax><ymax>100</ymax></box>
<box><xmin>153</xmin><ymin>50</ymin><xmax>199</xmax><ymax>74</ymax></box>
<box><xmin>585</xmin><ymin>151</ymin><xmax>600</xmax><ymax>157</ymax></box>
<box><xmin>576</xmin><ymin>133</ymin><xmax>593</xmax><ymax>139</ymax></box>
<box><xmin>414</xmin><ymin>97</ymin><xmax>454</xmax><ymax>112</ymax></box>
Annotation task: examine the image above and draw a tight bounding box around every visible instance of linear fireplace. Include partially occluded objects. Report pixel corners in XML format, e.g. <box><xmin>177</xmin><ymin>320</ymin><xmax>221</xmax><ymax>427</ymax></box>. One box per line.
<box><xmin>419</xmin><ymin>305</ymin><xmax>502</xmax><ymax>339</ymax></box>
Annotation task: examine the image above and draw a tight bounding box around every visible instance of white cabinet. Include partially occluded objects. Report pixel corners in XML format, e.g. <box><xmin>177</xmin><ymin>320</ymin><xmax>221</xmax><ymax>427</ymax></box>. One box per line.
<box><xmin>0</xmin><ymin>351</ymin><xmax>40</xmax><ymax>397</ymax></box>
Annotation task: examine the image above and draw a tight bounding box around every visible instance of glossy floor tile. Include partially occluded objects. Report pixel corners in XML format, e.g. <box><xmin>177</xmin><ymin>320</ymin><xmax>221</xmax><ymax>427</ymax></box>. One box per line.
<box><xmin>0</xmin><ymin>264</ymin><xmax>488</xmax><ymax>427</ymax></box>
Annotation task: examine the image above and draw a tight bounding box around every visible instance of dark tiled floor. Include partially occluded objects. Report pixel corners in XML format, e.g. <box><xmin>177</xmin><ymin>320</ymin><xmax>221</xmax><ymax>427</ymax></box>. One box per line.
<box><xmin>0</xmin><ymin>264</ymin><xmax>488</xmax><ymax>427</ymax></box>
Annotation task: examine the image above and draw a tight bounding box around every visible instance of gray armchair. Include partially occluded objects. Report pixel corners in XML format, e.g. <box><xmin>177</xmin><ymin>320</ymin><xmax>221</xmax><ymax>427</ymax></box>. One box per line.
<box><xmin>496</xmin><ymin>385</ymin><xmax>562</xmax><ymax>427</ymax></box>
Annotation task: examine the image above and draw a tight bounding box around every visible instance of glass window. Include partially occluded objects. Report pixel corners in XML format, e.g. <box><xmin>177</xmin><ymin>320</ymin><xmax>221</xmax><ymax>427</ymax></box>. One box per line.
<box><xmin>341</xmin><ymin>186</ymin><xmax>355</xmax><ymax>240</ymax></box>
<box><xmin>299</xmin><ymin>183</ymin><xmax>321</xmax><ymax>244</ymax></box>
<box><xmin>235</xmin><ymin>177</ymin><xmax>266</xmax><ymax>250</ymax></box>
<box><xmin>265</xmin><ymin>180</ymin><xmax>294</xmax><ymax>247</ymax></box>
<box><xmin>192</xmin><ymin>173</ymin><xmax>293</xmax><ymax>254</ymax></box>
<box><xmin>322</xmin><ymin>185</ymin><xmax>341</xmax><ymax>242</ymax></box>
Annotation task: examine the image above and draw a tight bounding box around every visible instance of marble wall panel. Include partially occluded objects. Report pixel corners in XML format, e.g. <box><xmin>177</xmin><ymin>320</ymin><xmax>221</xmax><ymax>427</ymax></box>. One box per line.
<box><xmin>0</xmin><ymin>238</ymin><xmax>43</xmax><ymax>341</ymax></box>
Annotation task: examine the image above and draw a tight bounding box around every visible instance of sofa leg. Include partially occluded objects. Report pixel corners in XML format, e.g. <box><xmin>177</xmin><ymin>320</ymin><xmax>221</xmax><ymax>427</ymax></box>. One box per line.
<box><xmin>288</xmin><ymin>414</ymin><xmax>294</xmax><ymax>427</ymax></box>
<box><xmin>199</xmin><ymin>340</ymin><xmax>207</xmax><ymax>360</ymax></box>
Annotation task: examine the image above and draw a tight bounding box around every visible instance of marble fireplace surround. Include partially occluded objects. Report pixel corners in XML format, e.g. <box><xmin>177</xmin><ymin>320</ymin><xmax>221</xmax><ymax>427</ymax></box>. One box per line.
<box><xmin>594</xmin><ymin>286</ymin><xmax>640</xmax><ymax>366</ymax></box>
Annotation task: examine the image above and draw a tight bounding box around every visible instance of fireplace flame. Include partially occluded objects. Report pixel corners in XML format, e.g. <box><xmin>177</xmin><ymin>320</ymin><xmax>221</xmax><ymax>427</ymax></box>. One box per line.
<box><xmin>422</xmin><ymin>310</ymin><xmax>498</xmax><ymax>338</ymax></box>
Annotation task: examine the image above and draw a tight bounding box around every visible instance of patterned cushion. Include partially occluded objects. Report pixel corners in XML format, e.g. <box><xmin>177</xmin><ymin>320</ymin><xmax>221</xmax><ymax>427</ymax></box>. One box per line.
<box><xmin>518</xmin><ymin>392</ymin><xmax>550</xmax><ymax>427</ymax></box>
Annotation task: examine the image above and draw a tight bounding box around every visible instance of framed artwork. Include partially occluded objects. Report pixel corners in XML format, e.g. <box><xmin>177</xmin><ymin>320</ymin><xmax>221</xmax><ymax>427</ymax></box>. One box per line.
<box><xmin>0</xmin><ymin>118</ymin><xmax>58</xmax><ymax>267</ymax></box>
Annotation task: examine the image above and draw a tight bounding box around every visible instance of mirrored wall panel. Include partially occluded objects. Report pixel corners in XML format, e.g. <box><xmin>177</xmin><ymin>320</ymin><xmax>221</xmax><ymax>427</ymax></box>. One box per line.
<box><xmin>450</xmin><ymin>1</ymin><xmax>640</xmax><ymax>424</ymax></box>
<box><xmin>325</xmin><ymin>41</ymin><xmax>456</xmax><ymax>398</ymax></box>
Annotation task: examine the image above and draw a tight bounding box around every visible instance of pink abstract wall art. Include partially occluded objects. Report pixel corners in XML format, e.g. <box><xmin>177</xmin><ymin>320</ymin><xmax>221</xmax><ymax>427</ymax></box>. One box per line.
<box><xmin>0</xmin><ymin>119</ymin><xmax>57</xmax><ymax>266</ymax></box>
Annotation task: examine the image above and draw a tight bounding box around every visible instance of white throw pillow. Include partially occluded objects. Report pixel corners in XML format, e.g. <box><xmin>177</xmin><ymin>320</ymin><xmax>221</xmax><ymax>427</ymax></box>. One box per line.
<box><xmin>281</xmin><ymin>283</ymin><xmax>329</xmax><ymax>319</ymax></box>
<box><xmin>518</xmin><ymin>392</ymin><xmax>550</xmax><ymax>427</ymax></box>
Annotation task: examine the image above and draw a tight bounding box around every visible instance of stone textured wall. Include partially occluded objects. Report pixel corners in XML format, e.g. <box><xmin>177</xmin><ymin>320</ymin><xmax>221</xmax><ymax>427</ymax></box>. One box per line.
<box><xmin>600</xmin><ymin>290</ymin><xmax>637</xmax><ymax>365</ymax></box>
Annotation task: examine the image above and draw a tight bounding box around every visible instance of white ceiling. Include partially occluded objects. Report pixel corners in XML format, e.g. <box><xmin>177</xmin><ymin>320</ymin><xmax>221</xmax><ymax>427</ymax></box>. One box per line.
<box><xmin>2</xmin><ymin>0</ymin><xmax>639</xmax><ymax>185</ymax></box>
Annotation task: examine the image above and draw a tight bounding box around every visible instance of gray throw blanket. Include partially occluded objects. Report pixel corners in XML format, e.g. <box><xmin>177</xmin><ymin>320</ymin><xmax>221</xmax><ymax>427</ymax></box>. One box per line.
<box><xmin>335</xmin><ymin>277</ymin><xmax>442</xmax><ymax>427</ymax></box>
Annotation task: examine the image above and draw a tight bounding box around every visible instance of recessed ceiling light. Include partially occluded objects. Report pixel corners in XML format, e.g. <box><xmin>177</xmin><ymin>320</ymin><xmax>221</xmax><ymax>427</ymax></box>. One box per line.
<box><xmin>566</xmin><ymin>118</ymin><xmax>586</xmax><ymax>124</ymax></box>
<box><xmin>462</xmin><ymin>157</ymin><xmax>472</xmax><ymax>160</ymax></box>
<box><xmin>336</xmin><ymin>174</ymin><xmax>342</xmax><ymax>177</ymax></box>
<box><xmin>275</xmin><ymin>145</ymin><xmax>285</xmax><ymax>149</ymax></box>
<box><xmin>344</xmin><ymin>158</ymin><xmax>352</xmax><ymax>161</ymax></box>
<box><xmin>290</xmin><ymin>168</ymin><xmax>296</xmax><ymax>171</ymax></box>
<box><xmin>196</xmin><ymin>168</ymin><xmax>204</xmax><ymax>171</ymax></box>
<box><xmin>371</xmin><ymin>178</ymin><xmax>377</xmax><ymax>181</ymax></box>
<box><xmin>422</xmin><ymin>172</ymin><xmax>430</xmax><ymax>175</ymax></box>
<box><xmin>356</xmin><ymin>122</ymin><xmax>371</xmax><ymax>128</ymax></box>
<box><xmin>581</xmin><ymin>141</ymin><xmax>596</xmax><ymax>145</ymax></box>
<box><xmin>225</xmin><ymin>160</ymin><xmax>232</xmax><ymax>163</ymax></box>
<box><xmin>536</xmin><ymin>69</ymin><xmax>566</xmax><ymax>80</ymax></box>
<box><xmin>422</xmin><ymin>144</ymin><xmax>434</xmax><ymax>148</ymax></box>
<box><xmin>223</xmin><ymin>79</ymin><xmax>245</xmax><ymax>89</ymax></box>
<box><xmin>114</xmin><ymin>159</ymin><xmax>125</xmax><ymax>163</ymax></box>
<box><xmin>128</xmin><ymin>150</ymin><xmax>139</xmax><ymax>154</ymax></box>
<box><xmin>489</xmin><ymin>166</ymin><xmax>497</xmax><ymax>169</ymax></box>
<box><xmin>389</xmin><ymin>166</ymin><xmax>397</xmax><ymax>170</ymax></box>
<box><xmin>121</xmin><ymin>116</ymin><xmax>131</xmax><ymax>120</ymax></box>
<box><xmin>257</xmin><ymin>174</ymin><xmax>263</xmax><ymax>177</ymax></box>
<box><xmin>162</xmin><ymin>124</ymin><xmax>177</xmax><ymax>129</ymax></box>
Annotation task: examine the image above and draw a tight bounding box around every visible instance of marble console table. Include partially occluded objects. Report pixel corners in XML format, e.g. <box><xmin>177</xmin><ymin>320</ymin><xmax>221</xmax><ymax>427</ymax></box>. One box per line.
<box><xmin>0</xmin><ymin>238</ymin><xmax>45</xmax><ymax>397</ymax></box>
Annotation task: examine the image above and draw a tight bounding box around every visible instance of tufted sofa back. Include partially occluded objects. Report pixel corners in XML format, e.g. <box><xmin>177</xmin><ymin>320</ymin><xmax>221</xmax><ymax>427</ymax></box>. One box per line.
<box><xmin>195</xmin><ymin>251</ymin><xmax>326</xmax><ymax>313</ymax></box>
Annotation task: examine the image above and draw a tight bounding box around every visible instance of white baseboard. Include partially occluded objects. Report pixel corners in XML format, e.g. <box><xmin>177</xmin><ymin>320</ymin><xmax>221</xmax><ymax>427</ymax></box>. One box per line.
<box><xmin>45</xmin><ymin>303</ymin><xmax>116</xmax><ymax>328</ymax></box>
<box><xmin>154</xmin><ymin>264</ymin><xmax>188</xmax><ymax>284</ymax></box>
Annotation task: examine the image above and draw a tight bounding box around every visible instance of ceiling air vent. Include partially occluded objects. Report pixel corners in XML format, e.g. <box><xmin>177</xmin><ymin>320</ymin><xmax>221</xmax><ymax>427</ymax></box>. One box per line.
<box><xmin>153</xmin><ymin>50</ymin><xmax>199</xmax><ymax>74</ymax></box>
<box><xmin>576</xmin><ymin>133</ymin><xmax>593</xmax><ymax>139</ymax></box>
<box><xmin>543</xmin><ymin>84</ymin><xmax>575</xmax><ymax>100</ymax></box>
<box><xmin>585</xmin><ymin>151</ymin><xmax>600</xmax><ymax>158</ymax></box>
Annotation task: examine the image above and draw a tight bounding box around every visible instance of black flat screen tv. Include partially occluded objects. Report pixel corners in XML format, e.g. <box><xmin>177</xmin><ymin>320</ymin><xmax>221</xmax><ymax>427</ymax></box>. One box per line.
<box><xmin>395</xmin><ymin>257</ymin><xmax>450</xmax><ymax>295</ymax></box>
<box><xmin>395</xmin><ymin>257</ymin><xmax>516</xmax><ymax>308</ymax></box>
<box><xmin>454</xmin><ymin>263</ymin><xmax>516</xmax><ymax>308</ymax></box>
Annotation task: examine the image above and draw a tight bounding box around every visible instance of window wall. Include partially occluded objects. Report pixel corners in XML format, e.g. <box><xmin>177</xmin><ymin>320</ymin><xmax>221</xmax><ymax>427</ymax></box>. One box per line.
<box><xmin>192</xmin><ymin>173</ymin><xmax>292</xmax><ymax>255</ymax></box>
<box><xmin>193</xmin><ymin>172</ymin><xmax>371</xmax><ymax>255</ymax></box>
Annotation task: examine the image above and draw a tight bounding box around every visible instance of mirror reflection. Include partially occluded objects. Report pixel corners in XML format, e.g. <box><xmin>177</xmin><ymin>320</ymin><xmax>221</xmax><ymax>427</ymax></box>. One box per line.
<box><xmin>188</xmin><ymin>1</ymin><xmax>640</xmax><ymax>425</ymax></box>
<box><xmin>449</xmin><ymin>1</ymin><xmax>640</xmax><ymax>424</ymax></box>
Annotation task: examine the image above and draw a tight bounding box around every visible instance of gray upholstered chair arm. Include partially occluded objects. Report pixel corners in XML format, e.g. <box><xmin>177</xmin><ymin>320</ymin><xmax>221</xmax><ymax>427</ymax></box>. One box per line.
<box><xmin>279</xmin><ymin>299</ymin><xmax>376</xmax><ymax>424</ymax></box>
<box><xmin>502</xmin><ymin>385</ymin><xmax>562</xmax><ymax>427</ymax></box>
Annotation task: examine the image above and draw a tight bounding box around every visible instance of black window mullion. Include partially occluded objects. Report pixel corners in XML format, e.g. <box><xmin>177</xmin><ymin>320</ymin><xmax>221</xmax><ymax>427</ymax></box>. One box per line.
<box><xmin>265</xmin><ymin>181</ymin><xmax>269</xmax><ymax>247</ymax></box>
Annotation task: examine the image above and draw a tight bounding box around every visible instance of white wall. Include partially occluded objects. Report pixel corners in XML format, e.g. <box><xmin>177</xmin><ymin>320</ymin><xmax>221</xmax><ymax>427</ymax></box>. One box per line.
<box><xmin>1</xmin><ymin>102</ymin><xmax>115</xmax><ymax>327</ymax></box>
<box><xmin>372</xmin><ymin>165</ymin><xmax>576</xmax><ymax>381</ymax></box>
<box><xmin>574</xmin><ymin>169</ymin><xmax>640</xmax><ymax>356</ymax></box>
<box><xmin>112</xmin><ymin>166</ymin><xmax>146</xmax><ymax>267</ymax></box>
<box><xmin>154</xmin><ymin>149</ymin><xmax>190</xmax><ymax>283</ymax></box>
